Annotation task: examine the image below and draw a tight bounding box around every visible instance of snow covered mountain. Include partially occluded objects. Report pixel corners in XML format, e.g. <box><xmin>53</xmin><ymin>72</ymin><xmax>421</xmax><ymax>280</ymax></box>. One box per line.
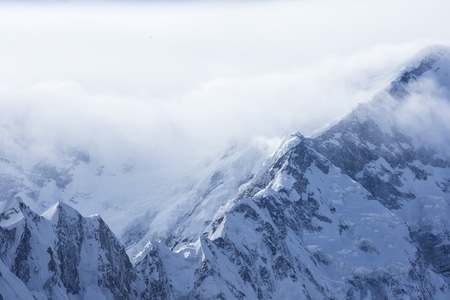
<box><xmin>133</xmin><ymin>45</ymin><xmax>450</xmax><ymax>299</ymax></box>
<box><xmin>0</xmin><ymin>131</ymin><xmax>273</xmax><ymax>254</ymax></box>
<box><xmin>1</xmin><ymin>45</ymin><xmax>450</xmax><ymax>299</ymax></box>
<box><xmin>0</xmin><ymin>198</ymin><xmax>140</xmax><ymax>299</ymax></box>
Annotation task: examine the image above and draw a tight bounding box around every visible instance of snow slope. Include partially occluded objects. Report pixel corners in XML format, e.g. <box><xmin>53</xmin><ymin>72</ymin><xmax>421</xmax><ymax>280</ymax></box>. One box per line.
<box><xmin>132</xmin><ymin>45</ymin><xmax>450</xmax><ymax>298</ymax></box>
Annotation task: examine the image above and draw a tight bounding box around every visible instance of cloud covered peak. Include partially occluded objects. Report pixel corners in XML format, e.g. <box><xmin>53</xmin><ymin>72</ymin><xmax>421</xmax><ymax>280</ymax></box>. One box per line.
<box><xmin>389</xmin><ymin>45</ymin><xmax>450</xmax><ymax>98</ymax></box>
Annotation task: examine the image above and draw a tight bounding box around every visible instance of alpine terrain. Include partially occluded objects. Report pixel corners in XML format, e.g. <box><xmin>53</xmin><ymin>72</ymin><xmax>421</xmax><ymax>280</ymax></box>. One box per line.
<box><xmin>1</xmin><ymin>45</ymin><xmax>450</xmax><ymax>299</ymax></box>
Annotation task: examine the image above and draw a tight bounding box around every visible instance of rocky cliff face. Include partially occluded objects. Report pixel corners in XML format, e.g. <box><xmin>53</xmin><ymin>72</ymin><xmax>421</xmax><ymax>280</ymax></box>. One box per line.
<box><xmin>134</xmin><ymin>46</ymin><xmax>450</xmax><ymax>299</ymax></box>
<box><xmin>139</xmin><ymin>135</ymin><xmax>448</xmax><ymax>299</ymax></box>
<box><xmin>1</xmin><ymin>46</ymin><xmax>450</xmax><ymax>299</ymax></box>
<box><xmin>311</xmin><ymin>46</ymin><xmax>450</xmax><ymax>290</ymax></box>
<box><xmin>0</xmin><ymin>199</ymin><xmax>140</xmax><ymax>300</ymax></box>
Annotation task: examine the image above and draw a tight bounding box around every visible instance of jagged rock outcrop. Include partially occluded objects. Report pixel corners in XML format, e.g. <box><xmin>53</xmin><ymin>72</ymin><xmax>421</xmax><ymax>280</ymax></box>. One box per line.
<box><xmin>0</xmin><ymin>199</ymin><xmax>140</xmax><ymax>300</ymax></box>
<box><xmin>135</xmin><ymin>46</ymin><xmax>450</xmax><ymax>299</ymax></box>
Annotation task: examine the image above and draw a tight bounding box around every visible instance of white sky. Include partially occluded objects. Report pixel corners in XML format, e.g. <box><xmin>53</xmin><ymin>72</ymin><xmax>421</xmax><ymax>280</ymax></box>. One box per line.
<box><xmin>1</xmin><ymin>0</ymin><xmax>450</xmax><ymax>167</ymax></box>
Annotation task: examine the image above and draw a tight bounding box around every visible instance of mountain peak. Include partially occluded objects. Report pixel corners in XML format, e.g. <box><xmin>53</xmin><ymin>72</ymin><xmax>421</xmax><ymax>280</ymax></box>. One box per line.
<box><xmin>411</xmin><ymin>44</ymin><xmax>450</xmax><ymax>63</ymax></box>
<box><xmin>41</xmin><ymin>201</ymin><xmax>81</xmax><ymax>222</ymax></box>
<box><xmin>389</xmin><ymin>45</ymin><xmax>450</xmax><ymax>97</ymax></box>
<box><xmin>0</xmin><ymin>198</ymin><xmax>25</xmax><ymax>228</ymax></box>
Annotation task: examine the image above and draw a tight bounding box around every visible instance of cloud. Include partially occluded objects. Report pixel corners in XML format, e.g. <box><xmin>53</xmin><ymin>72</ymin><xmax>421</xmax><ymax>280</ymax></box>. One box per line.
<box><xmin>395</xmin><ymin>78</ymin><xmax>450</xmax><ymax>155</ymax></box>
<box><xmin>1</xmin><ymin>0</ymin><xmax>450</xmax><ymax>224</ymax></box>
<box><xmin>0</xmin><ymin>46</ymin><xmax>413</xmax><ymax>166</ymax></box>
<box><xmin>2</xmin><ymin>9</ymin><xmax>450</xmax><ymax>298</ymax></box>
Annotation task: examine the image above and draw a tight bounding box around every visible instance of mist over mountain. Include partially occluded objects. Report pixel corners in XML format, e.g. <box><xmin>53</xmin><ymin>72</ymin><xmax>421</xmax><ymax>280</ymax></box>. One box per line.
<box><xmin>2</xmin><ymin>0</ymin><xmax>450</xmax><ymax>298</ymax></box>
<box><xmin>1</xmin><ymin>45</ymin><xmax>450</xmax><ymax>299</ymax></box>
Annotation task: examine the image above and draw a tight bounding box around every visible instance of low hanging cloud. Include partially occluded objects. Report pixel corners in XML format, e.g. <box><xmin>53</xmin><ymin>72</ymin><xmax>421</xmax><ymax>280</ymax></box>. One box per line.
<box><xmin>1</xmin><ymin>0</ymin><xmax>450</xmax><ymax>170</ymax></box>
<box><xmin>395</xmin><ymin>79</ymin><xmax>450</xmax><ymax>155</ymax></box>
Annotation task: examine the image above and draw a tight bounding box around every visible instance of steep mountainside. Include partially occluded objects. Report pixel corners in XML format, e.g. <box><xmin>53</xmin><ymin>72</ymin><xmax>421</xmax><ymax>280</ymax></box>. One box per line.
<box><xmin>1</xmin><ymin>46</ymin><xmax>450</xmax><ymax>299</ymax></box>
<box><xmin>0</xmin><ymin>134</ymin><xmax>272</xmax><ymax>256</ymax></box>
<box><xmin>0</xmin><ymin>199</ymin><xmax>140</xmax><ymax>300</ymax></box>
<box><xmin>133</xmin><ymin>46</ymin><xmax>450</xmax><ymax>299</ymax></box>
<box><xmin>312</xmin><ymin>45</ymin><xmax>450</xmax><ymax>287</ymax></box>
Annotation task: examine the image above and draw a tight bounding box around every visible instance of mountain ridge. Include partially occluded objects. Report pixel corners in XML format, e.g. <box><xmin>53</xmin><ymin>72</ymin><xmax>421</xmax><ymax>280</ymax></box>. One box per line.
<box><xmin>1</xmin><ymin>45</ymin><xmax>450</xmax><ymax>299</ymax></box>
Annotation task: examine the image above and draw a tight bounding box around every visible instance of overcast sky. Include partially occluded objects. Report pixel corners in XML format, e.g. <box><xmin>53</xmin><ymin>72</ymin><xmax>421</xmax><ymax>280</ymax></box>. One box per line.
<box><xmin>1</xmin><ymin>0</ymin><xmax>450</xmax><ymax>168</ymax></box>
